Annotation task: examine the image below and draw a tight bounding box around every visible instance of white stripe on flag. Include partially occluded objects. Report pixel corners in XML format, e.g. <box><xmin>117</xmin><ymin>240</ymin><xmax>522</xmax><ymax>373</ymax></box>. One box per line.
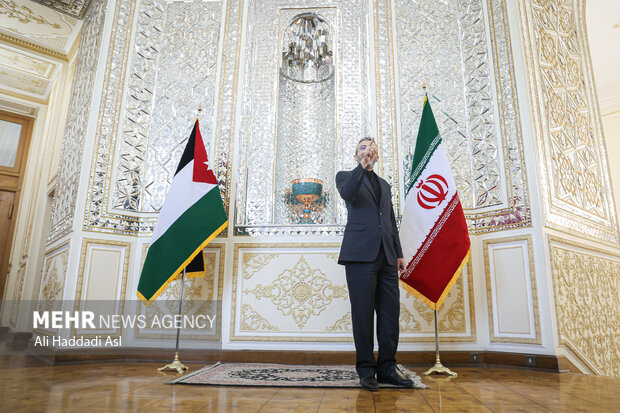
<box><xmin>151</xmin><ymin>160</ymin><xmax>217</xmax><ymax>242</ymax></box>
<box><xmin>400</xmin><ymin>146</ymin><xmax>456</xmax><ymax>261</ymax></box>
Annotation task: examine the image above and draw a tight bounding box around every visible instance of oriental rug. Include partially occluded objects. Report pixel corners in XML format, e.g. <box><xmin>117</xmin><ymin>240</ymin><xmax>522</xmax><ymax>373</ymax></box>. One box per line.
<box><xmin>168</xmin><ymin>362</ymin><xmax>429</xmax><ymax>389</ymax></box>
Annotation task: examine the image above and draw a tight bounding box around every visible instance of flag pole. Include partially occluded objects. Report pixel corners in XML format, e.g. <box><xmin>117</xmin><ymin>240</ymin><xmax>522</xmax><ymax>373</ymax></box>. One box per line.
<box><xmin>157</xmin><ymin>105</ymin><xmax>205</xmax><ymax>374</ymax></box>
<box><xmin>158</xmin><ymin>268</ymin><xmax>189</xmax><ymax>374</ymax></box>
<box><xmin>423</xmin><ymin>308</ymin><xmax>457</xmax><ymax>376</ymax></box>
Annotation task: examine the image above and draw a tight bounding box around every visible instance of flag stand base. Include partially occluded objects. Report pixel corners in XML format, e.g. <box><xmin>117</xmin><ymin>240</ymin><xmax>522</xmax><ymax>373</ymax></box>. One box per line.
<box><xmin>423</xmin><ymin>309</ymin><xmax>457</xmax><ymax>377</ymax></box>
<box><xmin>158</xmin><ymin>352</ymin><xmax>188</xmax><ymax>374</ymax></box>
<box><xmin>423</xmin><ymin>355</ymin><xmax>457</xmax><ymax>376</ymax></box>
<box><xmin>157</xmin><ymin>269</ymin><xmax>188</xmax><ymax>374</ymax></box>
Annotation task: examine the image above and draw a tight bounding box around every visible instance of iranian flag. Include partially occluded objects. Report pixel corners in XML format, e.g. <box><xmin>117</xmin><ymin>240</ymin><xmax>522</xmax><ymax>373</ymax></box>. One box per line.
<box><xmin>138</xmin><ymin>120</ymin><xmax>227</xmax><ymax>303</ymax></box>
<box><xmin>399</xmin><ymin>97</ymin><xmax>470</xmax><ymax>310</ymax></box>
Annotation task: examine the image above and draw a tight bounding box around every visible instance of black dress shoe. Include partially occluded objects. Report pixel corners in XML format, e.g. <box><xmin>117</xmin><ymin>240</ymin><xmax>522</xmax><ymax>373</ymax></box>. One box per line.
<box><xmin>360</xmin><ymin>375</ymin><xmax>379</xmax><ymax>391</ymax></box>
<box><xmin>377</xmin><ymin>371</ymin><xmax>413</xmax><ymax>387</ymax></box>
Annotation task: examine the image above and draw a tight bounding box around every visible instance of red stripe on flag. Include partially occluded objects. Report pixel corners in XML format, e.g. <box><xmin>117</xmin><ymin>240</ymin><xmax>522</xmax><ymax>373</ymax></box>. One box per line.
<box><xmin>400</xmin><ymin>195</ymin><xmax>470</xmax><ymax>305</ymax></box>
<box><xmin>193</xmin><ymin>120</ymin><xmax>218</xmax><ymax>184</ymax></box>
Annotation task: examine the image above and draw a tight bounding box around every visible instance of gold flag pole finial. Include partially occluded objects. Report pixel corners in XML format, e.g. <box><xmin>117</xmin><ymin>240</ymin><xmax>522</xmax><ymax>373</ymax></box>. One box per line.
<box><xmin>196</xmin><ymin>105</ymin><xmax>202</xmax><ymax>120</ymax></box>
<box><xmin>422</xmin><ymin>82</ymin><xmax>427</xmax><ymax>91</ymax></box>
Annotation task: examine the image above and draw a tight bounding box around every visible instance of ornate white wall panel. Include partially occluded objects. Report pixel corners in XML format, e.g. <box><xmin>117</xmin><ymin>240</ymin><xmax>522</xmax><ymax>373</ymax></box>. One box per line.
<box><xmin>400</xmin><ymin>261</ymin><xmax>476</xmax><ymax>342</ymax></box>
<box><xmin>73</xmin><ymin>239</ymin><xmax>130</xmax><ymax>338</ymax></box>
<box><xmin>82</xmin><ymin>0</ymin><xmax>143</xmax><ymax>234</ymax></box>
<box><xmin>33</xmin><ymin>241</ymin><xmax>70</xmax><ymax>336</ymax></box>
<box><xmin>549</xmin><ymin>236</ymin><xmax>620</xmax><ymax>376</ymax></box>
<box><xmin>231</xmin><ymin>244</ymin><xmax>352</xmax><ymax>341</ymax></box>
<box><xmin>390</xmin><ymin>0</ymin><xmax>531</xmax><ymax>232</ymax></box>
<box><xmin>483</xmin><ymin>236</ymin><xmax>540</xmax><ymax>344</ymax></box>
<box><xmin>83</xmin><ymin>0</ymin><xmax>242</xmax><ymax>236</ymax></box>
<box><xmin>518</xmin><ymin>0</ymin><xmax>618</xmax><ymax>243</ymax></box>
<box><xmin>111</xmin><ymin>0</ymin><xmax>222</xmax><ymax>215</ymax></box>
<box><xmin>134</xmin><ymin>244</ymin><xmax>224</xmax><ymax>341</ymax></box>
<box><xmin>231</xmin><ymin>244</ymin><xmax>475</xmax><ymax>342</ymax></box>
<box><xmin>47</xmin><ymin>0</ymin><xmax>107</xmax><ymax>244</ymax></box>
<box><xmin>38</xmin><ymin>241</ymin><xmax>70</xmax><ymax>304</ymax></box>
<box><xmin>396</xmin><ymin>0</ymin><xmax>501</xmax><ymax>209</ymax></box>
<box><xmin>234</xmin><ymin>1</ymin><xmax>370</xmax><ymax>236</ymax></box>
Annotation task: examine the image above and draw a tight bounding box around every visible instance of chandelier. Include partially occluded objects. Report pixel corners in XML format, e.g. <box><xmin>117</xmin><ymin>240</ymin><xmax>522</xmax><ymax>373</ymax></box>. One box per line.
<box><xmin>281</xmin><ymin>13</ymin><xmax>334</xmax><ymax>83</ymax></box>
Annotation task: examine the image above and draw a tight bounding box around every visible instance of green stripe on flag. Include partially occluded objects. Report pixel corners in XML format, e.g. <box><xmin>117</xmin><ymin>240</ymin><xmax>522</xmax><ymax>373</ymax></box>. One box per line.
<box><xmin>407</xmin><ymin>99</ymin><xmax>442</xmax><ymax>194</ymax></box>
<box><xmin>138</xmin><ymin>189</ymin><xmax>227</xmax><ymax>301</ymax></box>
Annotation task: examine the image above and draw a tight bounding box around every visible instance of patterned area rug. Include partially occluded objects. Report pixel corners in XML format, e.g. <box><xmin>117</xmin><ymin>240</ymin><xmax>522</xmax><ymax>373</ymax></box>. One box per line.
<box><xmin>169</xmin><ymin>362</ymin><xmax>429</xmax><ymax>389</ymax></box>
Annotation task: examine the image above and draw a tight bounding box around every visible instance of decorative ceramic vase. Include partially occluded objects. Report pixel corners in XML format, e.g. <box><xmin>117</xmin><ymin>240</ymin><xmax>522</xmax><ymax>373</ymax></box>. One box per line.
<box><xmin>291</xmin><ymin>178</ymin><xmax>323</xmax><ymax>223</ymax></box>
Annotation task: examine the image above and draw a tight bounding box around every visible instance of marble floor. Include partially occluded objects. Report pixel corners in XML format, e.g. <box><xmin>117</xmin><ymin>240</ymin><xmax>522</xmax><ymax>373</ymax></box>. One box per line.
<box><xmin>1</xmin><ymin>356</ymin><xmax>619</xmax><ymax>412</ymax></box>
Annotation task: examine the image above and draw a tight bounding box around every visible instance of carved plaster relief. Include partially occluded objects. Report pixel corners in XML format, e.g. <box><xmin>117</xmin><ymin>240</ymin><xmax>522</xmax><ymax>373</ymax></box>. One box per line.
<box><xmin>518</xmin><ymin>0</ymin><xmax>618</xmax><ymax>242</ymax></box>
<box><xmin>549</xmin><ymin>237</ymin><xmax>620</xmax><ymax>376</ymax></box>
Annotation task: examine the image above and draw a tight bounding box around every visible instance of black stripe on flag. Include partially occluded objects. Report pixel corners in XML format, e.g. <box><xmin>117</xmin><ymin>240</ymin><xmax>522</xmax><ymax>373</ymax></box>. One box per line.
<box><xmin>185</xmin><ymin>250</ymin><xmax>205</xmax><ymax>274</ymax></box>
<box><xmin>175</xmin><ymin>121</ymin><xmax>197</xmax><ymax>176</ymax></box>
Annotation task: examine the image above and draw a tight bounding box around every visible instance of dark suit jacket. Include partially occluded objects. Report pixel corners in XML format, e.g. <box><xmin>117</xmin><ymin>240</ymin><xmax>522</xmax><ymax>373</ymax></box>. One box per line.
<box><xmin>336</xmin><ymin>163</ymin><xmax>403</xmax><ymax>266</ymax></box>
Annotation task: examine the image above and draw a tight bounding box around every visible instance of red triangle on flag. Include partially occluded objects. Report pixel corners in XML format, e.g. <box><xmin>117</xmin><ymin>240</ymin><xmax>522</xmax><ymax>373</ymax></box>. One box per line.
<box><xmin>193</xmin><ymin>120</ymin><xmax>218</xmax><ymax>184</ymax></box>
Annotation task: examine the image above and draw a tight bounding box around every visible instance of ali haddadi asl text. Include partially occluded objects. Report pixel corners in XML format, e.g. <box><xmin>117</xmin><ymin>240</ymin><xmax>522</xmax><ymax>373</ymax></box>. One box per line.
<box><xmin>33</xmin><ymin>335</ymin><xmax>121</xmax><ymax>348</ymax></box>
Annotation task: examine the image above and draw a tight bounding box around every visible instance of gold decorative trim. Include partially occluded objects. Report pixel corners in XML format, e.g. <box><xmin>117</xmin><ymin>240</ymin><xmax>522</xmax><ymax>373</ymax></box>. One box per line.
<box><xmin>230</xmin><ymin>242</ymin><xmax>353</xmax><ymax>342</ymax></box>
<box><xmin>0</xmin><ymin>88</ymin><xmax>48</xmax><ymax>105</ymax></box>
<box><xmin>324</xmin><ymin>311</ymin><xmax>352</xmax><ymax>333</ymax></box>
<box><xmin>547</xmin><ymin>235</ymin><xmax>620</xmax><ymax>258</ymax></box>
<box><xmin>42</xmin><ymin>239</ymin><xmax>71</xmax><ymax>260</ymax></box>
<box><xmin>212</xmin><ymin>0</ymin><xmax>244</xmax><ymax>222</ymax></box>
<box><xmin>133</xmin><ymin>243</ymin><xmax>226</xmax><ymax>341</ymax></box>
<box><xmin>241</xmin><ymin>304</ymin><xmax>280</xmax><ymax>332</ymax></box>
<box><xmin>560</xmin><ymin>337</ymin><xmax>602</xmax><ymax>376</ymax></box>
<box><xmin>372</xmin><ymin>0</ymin><xmax>401</xmax><ymax>217</ymax></box>
<box><xmin>483</xmin><ymin>235</ymin><xmax>541</xmax><ymax>344</ymax></box>
<box><xmin>481</xmin><ymin>0</ymin><xmax>532</xmax><ymax>229</ymax></box>
<box><xmin>0</xmin><ymin>32</ymin><xmax>68</xmax><ymax>61</ymax></box>
<box><xmin>72</xmin><ymin>238</ymin><xmax>131</xmax><ymax>339</ymax></box>
<box><xmin>82</xmin><ymin>0</ymin><xmax>138</xmax><ymax>233</ymax></box>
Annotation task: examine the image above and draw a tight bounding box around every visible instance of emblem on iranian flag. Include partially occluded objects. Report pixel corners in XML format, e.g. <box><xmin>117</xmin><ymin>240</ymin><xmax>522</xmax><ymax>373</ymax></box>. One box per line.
<box><xmin>416</xmin><ymin>174</ymin><xmax>449</xmax><ymax>209</ymax></box>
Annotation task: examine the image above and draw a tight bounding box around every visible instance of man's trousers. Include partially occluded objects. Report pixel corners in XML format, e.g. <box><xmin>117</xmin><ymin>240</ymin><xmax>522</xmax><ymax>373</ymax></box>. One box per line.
<box><xmin>344</xmin><ymin>244</ymin><xmax>400</xmax><ymax>379</ymax></box>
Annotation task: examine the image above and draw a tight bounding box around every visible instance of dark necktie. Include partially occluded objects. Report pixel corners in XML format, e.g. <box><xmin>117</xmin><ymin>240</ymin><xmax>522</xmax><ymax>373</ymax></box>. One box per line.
<box><xmin>368</xmin><ymin>171</ymin><xmax>381</xmax><ymax>205</ymax></box>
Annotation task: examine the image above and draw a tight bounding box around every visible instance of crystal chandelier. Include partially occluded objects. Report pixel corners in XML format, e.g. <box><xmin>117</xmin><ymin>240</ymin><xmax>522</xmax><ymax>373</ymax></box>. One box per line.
<box><xmin>281</xmin><ymin>13</ymin><xmax>334</xmax><ymax>83</ymax></box>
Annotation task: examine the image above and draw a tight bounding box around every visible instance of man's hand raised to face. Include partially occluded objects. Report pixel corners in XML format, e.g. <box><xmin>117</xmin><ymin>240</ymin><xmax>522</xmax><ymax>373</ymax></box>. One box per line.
<box><xmin>360</xmin><ymin>138</ymin><xmax>377</xmax><ymax>170</ymax></box>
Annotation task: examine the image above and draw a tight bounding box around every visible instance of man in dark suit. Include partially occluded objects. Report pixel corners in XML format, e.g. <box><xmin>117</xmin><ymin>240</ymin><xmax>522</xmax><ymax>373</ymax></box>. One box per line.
<box><xmin>336</xmin><ymin>137</ymin><xmax>413</xmax><ymax>391</ymax></box>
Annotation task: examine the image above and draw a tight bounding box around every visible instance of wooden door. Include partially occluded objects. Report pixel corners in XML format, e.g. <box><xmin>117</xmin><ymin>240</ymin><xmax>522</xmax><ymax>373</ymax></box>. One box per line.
<box><xmin>0</xmin><ymin>111</ymin><xmax>33</xmax><ymax>299</ymax></box>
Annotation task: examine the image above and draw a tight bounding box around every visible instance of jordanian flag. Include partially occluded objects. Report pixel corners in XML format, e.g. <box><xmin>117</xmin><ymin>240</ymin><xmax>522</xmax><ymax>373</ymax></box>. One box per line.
<box><xmin>138</xmin><ymin>120</ymin><xmax>228</xmax><ymax>303</ymax></box>
<box><xmin>399</xmin><ymin>97</ymin><xmax>470</xmax><ymax>310</ymax></box>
